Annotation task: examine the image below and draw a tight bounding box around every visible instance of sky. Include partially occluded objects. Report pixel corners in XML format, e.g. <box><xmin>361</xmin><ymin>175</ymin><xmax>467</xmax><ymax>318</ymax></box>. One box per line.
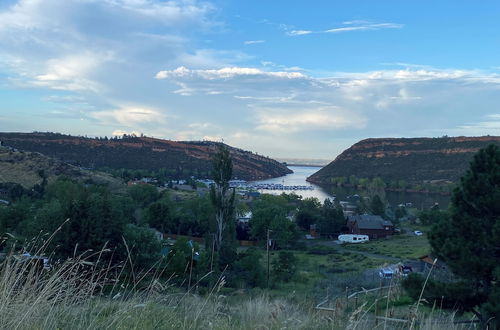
<box><xmin>1</xmin><ymin>0</ymin><xmax>500</xmax><ymax>160</ymax></box>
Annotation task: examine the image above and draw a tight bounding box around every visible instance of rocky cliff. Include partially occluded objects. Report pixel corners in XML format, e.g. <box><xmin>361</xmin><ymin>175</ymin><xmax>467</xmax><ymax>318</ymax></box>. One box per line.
<box><xmin>0</xmin><ymin>132</ymin><xmax>291</xmax><ymax>181</ymax></box>
<box><xmin>307</xmin><ymin>136</ymin><xmax>500</xmax><ymax>185</ymax></box>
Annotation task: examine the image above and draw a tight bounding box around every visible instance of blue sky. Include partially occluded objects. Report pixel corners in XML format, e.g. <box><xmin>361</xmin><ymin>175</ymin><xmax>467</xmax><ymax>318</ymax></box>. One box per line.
<box><xmin>1</xmin><ymin>0</ymin><xmax>500</xmax><ymax>159</ymax></box>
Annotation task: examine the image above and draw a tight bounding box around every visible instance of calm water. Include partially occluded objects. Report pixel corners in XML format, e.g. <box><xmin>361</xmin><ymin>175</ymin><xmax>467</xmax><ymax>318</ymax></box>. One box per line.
<box><xmin>249</xmin><ymin>166</ymin><xmax>332</xmax><ymax>200</ymax></box>
<box><xmin>251</xmin><ymin>166</ymin><xmax>450</xmax><ymax>209</ymax></box>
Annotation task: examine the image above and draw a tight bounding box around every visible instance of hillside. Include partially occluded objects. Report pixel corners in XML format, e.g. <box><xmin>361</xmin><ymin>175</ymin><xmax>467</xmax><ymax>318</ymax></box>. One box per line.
<box><xmin>0</xmin><ymin>132</ymin><xmax>292</xmax><ymax>181</ymax></box>
<box><xmin>307</xmin><ymin>136</ymin><xmax>500</xmax><ymax>185</ymax></box>
<box><xmin>0</xmin><ymin>147</ymin><xmax>124</xmax><ymax>191</ymax></box>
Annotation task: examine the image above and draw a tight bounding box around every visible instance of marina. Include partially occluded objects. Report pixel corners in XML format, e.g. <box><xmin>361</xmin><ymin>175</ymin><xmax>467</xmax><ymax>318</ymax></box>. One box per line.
<box><xmin>245</xmin><ymin>183</ymin><xmax>314</xmax><ymax>191</ymax></box>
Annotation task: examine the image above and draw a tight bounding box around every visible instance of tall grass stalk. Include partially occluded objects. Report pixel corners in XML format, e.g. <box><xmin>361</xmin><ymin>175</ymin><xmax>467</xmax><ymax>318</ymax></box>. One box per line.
<box><xmin>0</xmin><ymin>238</ymin><xmax>469</xmax><ymax>330</ymax></box>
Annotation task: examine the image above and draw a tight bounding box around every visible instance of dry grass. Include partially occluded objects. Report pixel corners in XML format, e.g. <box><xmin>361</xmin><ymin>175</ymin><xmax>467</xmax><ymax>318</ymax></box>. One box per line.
<box><xmin>0</xmin><ymin>148</ymin><xmax>124</xmax><ymax>191</ymax></box>
<box><xmin>0</xmin><ymin>237</ymin><xmax>472</xmax><ymax>330</ymax></box>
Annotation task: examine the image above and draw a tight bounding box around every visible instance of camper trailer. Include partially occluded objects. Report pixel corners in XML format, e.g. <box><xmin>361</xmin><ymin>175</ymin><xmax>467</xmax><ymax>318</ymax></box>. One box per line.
<box><xmin>338</xmin><ymin>234</ymin><xmax>369</xmax><ymax>244</ymax></box>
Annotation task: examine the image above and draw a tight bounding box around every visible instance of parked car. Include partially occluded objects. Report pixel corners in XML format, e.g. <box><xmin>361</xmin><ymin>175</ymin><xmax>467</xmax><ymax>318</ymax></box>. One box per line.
<box><xmin>379</xmin><ymin>267</ymin><xmax>395</xmax><ymax>279</ymax></box>
<box><xmin>399</xmin><ymin>265</ymin><xmax>413</xmax><ymax>276</ymax></box>
<box><xmin>414</xmin><ymin>230</ymin><xmax>423</xmax><ymax>236</ymax></box>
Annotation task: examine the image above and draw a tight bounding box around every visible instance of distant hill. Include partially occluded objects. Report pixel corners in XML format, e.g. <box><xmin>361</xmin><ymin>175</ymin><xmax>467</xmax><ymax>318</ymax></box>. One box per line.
<box><xmin>0</xmin><ymin>146</ymin><xmax>124</xmax><ymax>191</ymax></box>
<box><xmin>275</xmin><ymin>158</ymin><xmax>330</xmax><ymax>167</ymax></box>
<box><xmin>307</xmin><ymin>136</ymin><xmax>500</xmax><ymax>185</ymax></box>
<box><xmin>0</xmin><ymin>132</ymin><xmax>292</xmax><ymax>181</ymax></box>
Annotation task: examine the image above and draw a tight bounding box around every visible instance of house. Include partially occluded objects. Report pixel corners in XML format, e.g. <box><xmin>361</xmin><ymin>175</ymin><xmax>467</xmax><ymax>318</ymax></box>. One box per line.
<box><xmin>237</xmin><ymin>211</ymin><xmax>252</xmax><ymax>224</ymax></box>
<box><xmin>0</xmin><ymin>189</ymin><xmax>8</xmax><ymax>199</ymax></box>
<box><xmin>346</xmin><ymin>215</ymin><xmax>394</xmax><ymax>239</ymax></box>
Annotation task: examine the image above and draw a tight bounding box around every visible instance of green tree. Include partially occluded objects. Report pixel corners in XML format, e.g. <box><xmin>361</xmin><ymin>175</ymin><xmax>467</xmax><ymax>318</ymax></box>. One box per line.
<box><xmin>370</xmin><ymin>195</ymin><xmax>385</xmax><ymax>217</ymax></box>
<box><xmin>177</xmin><ymin>195</ymin><xmax>212</xmax><ymax>237</ymax></box>
<box><xmin>269</xmin><ymin>216</ymin><xmax>299</xmax><ymax>249</ymax></box>
<box><xmin>419</xmin><ymin>207</ymin><xmax>448</xmax><ymax>226</ymax></box>
<box><xmin>127</xmin><ymin>184</ymin><xmax>159</xmax><ymax>208</ymax></box>
<box><xmin>394</xmin><ymin>206</ymin><xmax>407</xmax><ymax>221</ymax></box>
<box><xmin>368</xmin><ymin>177</ymin><xmax>386</xmax><ymax>200</ymax></box>
<box><xmin>24</xmin><ymin>180</ymin><xmax>127</xmax><ymax>261</ymax></box>
<box><xmin>231</xmin><ymin>248</ymin><xmax>265</xmax><ymax>288</ymax></box>
<box><xmin>123</xmin><ymin>224</ymin><xmax>162</xmax><ymax>269</ymax></box>
<box><xmin>402</xmin><ymin>273</ymin><xmax>484</xmax><ymax>314</ymax></box>
<box><xmin>317</xmin><ymin>198</ymin><xmax>345</xmax><ymax>237</ymax></box>
<box><xmin>295</xmin><ymin>197</ymin><xmax>321</xmax><ymax>231</ymax></box>
<box><xmin>209</xmin><ymin>145</ymin><xmax>237</xmax><ymax>266</ymax></box>
<box><xmin>273</xmin><ymin>251</ymin><xmax>297</xmax><ymax>282</ymax></box>
<box><xmin>166</xmin><ymin>238</ymin><xmax>200</xmax><ymax>282</ymax></box>
<box><xmin>142</xmin><ymin>196</ymin><xmax>177</xmax><ymax>233</ymax></box>
<box><xmin>428</xmin><ymin>144</ymin><xmax>500</xmax><ymax>327</ymax></box>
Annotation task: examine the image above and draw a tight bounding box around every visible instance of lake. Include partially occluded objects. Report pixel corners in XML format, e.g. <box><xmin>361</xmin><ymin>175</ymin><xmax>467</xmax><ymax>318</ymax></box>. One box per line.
<box><xmin>250</xmin><ymin>166</ymin><xmax>450</xmax><ymax>209</ymax></box>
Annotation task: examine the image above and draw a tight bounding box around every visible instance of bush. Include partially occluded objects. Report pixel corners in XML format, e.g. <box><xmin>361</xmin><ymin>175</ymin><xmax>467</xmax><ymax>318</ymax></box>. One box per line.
<box><xmin>231</xmin><ymin>248</ymin><xmax>266</xmax><ymax>288</ymax></box>
<box><xmin>390</xmin><ymin>295</ymin><xmax>414</xmax><ymax>307</ymax></box>
<box><xmin>273</xmin><ymin>251</ymin><xmax>297</xmax><ymax>282</ymax></box>
<box><xmin>307</xmin><ymin>245</ymin><xmax>337</xmax><ymax>255</ymax></box>
<box><xmin>402</xmin><ymin>273</ymin><xmax>485</xmax><ymax>313</ymax></box>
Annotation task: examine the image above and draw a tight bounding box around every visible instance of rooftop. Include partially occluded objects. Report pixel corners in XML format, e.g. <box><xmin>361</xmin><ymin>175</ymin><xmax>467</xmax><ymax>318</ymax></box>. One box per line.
<box><xmin>348</xmin><ymin>215</ymin><xmax>393</xmax><ymax>230</ymax></box>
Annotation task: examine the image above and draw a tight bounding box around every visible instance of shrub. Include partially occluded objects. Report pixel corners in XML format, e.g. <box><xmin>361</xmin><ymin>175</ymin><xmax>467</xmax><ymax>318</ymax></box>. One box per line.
<box><xmin>307</xmin><ymin>244</ymin><xmax>337</xmax><ymax>255</ymax></box>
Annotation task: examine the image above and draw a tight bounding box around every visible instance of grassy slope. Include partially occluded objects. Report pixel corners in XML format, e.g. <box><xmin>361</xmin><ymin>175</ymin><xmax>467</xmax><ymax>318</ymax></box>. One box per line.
<box><xmin>0</xmin><ymin>248</ymin><xmax>465</xmax><ymax>330</ymax></box>
<box><xmin>342</xmin><ymin>233</ymin><xmax>431</xmax><ymax>259</ymax></box>
<box><xmin>0</xmin><ymin>132</ymin><xmax>292</xmax><ymax>181</ymax></box>
<box><xmin>0</xmin><ymin>147</ymin><xmax>125</xmax><ymax>192</ymax></box>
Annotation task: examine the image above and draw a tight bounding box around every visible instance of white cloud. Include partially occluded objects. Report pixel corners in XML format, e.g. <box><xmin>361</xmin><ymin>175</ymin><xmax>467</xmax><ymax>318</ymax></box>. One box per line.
<box><xmin>188</xmin><ymin>122</ymin><xmax>216</xmax><ymax>130</ymax></box>
<box><xmin>450</xmin><ymin>114</ymin><xmax>500</xmax><ymax>136</ymax></box>
<box><xmin>325</xmin><ymin>23</ymin><xmax>403</xmax><ymax>33</ymax></box>
<box><xmin>256</xmin><ymin>107</ymin><xmax>367</xmax><ymax>133</ymax></box>
<box><xmin>0</xmin><ymin>0</ymin><xmax>215</xmax><ymax>32</ymax></box>
<box><xmin>202</xmin><ymin>135</ymin><xmax>223</xmax><ymax>142</ymax></box>
<box><xmin>0</xmin><ymin>0</ymin><xmax>218</xmax><ymax>95</ymax></box>
<box><xmin>244</xmin><ymin>40</ymin><xmax>265</xmax><ymax>45</ymax></box>
<box><xmin>90</xmin><ymin>106</ymin><xmax>167</xmax><ymax>126</ymax></box>
<box><xmin>112</xmin><ymin>129</ymin><xmax>143</xmax><ymax>136</ymax></box>
<box><xmin>287</xmin><ymin>30</ymin><xmax>313</xmax><ymax>36</ymax></box>
<box><xmin>1</xmin><ymin>1</ymin><xmax>500</xmax><ymax>159</ymax></box>
<box><xmin>30</xmin><ymin>52</ymin><xmax>112</xmax><ymax>92</ymax></box>
<box><xmin>152</xmin><ymin>63</ymin><xmax>500</xmax><ymax>154</ymax></box>
<box><xmin>287</xmin><ymin>21</ymin><xmax>403</xmax><ymax>37</ymax></box>
<box><xmin>155</xmin><ymin>66</ymin><xmax>306</xmax><ymax>80</ymax></box>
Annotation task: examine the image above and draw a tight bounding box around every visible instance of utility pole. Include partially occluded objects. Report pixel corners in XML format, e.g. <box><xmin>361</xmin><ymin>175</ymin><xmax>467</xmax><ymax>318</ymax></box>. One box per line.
<box><xmin>267</xmin><ymin>229</ymin><xmax>271</xmax><ymax>288</ymax></box>
<box><xmin>210</xmin><ymin>233</ymin><xmax>215</xmax><ymax>272</ymax></box>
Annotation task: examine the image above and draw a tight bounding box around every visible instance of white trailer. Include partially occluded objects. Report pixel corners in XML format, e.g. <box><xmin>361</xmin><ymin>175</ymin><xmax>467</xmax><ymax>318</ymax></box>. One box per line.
<box><xmin>338</xmin><ymin>234</ymin><xmax>369</xmax><ymax>244</ymax></box>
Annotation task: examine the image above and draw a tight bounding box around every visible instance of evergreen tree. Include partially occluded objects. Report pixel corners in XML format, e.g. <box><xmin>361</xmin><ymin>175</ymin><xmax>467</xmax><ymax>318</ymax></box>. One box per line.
<box><xmin>370</xmin><ymin>195</ymin><xmax>385</xmax><ymax>217</ymax></box>
<box><xmin>295</xmin><ymin>197</ymin><xmax>321</xmax><ymax>230</ymax></box>
<box><xmin>317</xmin><ymin>198</ymin><xmax>345</xmax><ymax>237</ymax></box>
<box><xmin>272</xmin><ymin>251</ymin><xmax>297</xmax><ymax>282</ymax></box>
<box><xmin>143</xmin><ymin>200</ymin><xmax>175</xmax><ymax>233</ymax></box>
<box><xmin>428</xmin><ymin>144</ymin><xmax>500</xmax><ymax>327</ymax></box>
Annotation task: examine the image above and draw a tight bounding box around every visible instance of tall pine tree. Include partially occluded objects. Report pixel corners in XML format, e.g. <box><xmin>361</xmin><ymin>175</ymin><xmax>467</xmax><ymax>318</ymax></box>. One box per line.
<box><xmin>429</xmin><ymin>144</ymin><xmax>500</xmax><ymax>327</ymax></box>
